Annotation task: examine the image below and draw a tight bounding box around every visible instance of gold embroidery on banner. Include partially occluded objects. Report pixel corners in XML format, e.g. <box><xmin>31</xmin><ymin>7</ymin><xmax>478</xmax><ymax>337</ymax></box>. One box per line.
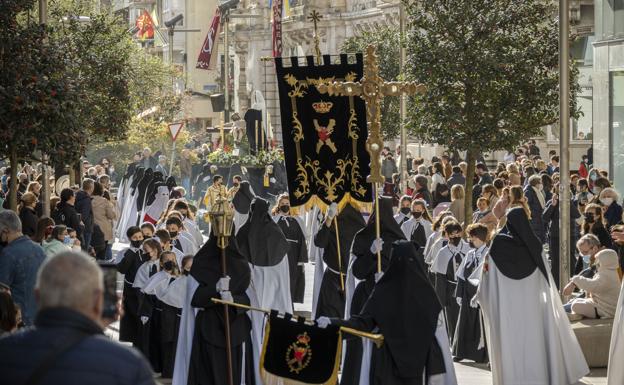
<box><xmin>284</xmin><ymin>70</ymin><xmax>368</xmax><ymax>204</ymax></box>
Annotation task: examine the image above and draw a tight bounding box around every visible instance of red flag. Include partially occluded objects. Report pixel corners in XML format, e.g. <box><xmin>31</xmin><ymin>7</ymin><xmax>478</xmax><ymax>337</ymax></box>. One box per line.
<box><xmin>136</xmin><ymin>10</ymin><xmax>155</xmax><ymax>41</ymax></box>
<box><xmin>272</xmin><ymin>0</ymin><xmax>283</xmax><ymax>57</ymax></box>
<box><xmin>196</xmin><ymin>9</ymin><xmax>221</xmax><ymax>70</ymax></box>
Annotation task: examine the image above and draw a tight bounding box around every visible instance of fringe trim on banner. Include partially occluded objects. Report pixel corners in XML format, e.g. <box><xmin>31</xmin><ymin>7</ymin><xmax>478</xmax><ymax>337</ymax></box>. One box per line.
<box><xmin>292</xmin><ymin>193</ymin><xmax>373</xmax><ymax>216</ymax></box>
<box><xmin>259</xmin><ymin>319</ymin><xmax>343</xmax><ymax>385</ymax></box>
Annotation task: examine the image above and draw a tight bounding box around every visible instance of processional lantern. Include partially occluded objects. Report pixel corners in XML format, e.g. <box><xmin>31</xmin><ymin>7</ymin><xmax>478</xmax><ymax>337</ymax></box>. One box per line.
<box><xmin>209</xmin><ymin>197</ymin><xmax>235</xmax><ymax>248</ymax></box>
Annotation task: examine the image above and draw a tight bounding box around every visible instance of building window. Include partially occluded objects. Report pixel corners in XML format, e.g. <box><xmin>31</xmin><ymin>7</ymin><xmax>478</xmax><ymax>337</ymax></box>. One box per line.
<box><xmin>610</xmin><ymin>71</ymin><xmax>624</xmax><ymax>195</ymax></box>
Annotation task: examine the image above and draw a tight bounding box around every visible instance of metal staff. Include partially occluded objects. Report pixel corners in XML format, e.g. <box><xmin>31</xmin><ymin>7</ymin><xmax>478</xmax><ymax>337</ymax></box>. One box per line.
<box><xmin>333</xmin><ymin>217</ymin><xmax>345</xmax><ymax>291</ymax></box>
<box><xmin>373</xmin><ymin>183</ymin><xmax>382</xmax><ymax>273</ymax></box>
<box><xmin>211</xmin><ymin>298</ymin><xmax>384</xmax><ymax>347</ymax></box>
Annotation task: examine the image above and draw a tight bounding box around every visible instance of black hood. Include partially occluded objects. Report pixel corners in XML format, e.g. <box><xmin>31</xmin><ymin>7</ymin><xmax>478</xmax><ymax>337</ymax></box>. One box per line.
<box><xmin>235</xmin><ymin>197</ymin><xmax>289</xmax><ymax>266</ymax></box>
<box><xmin>489</xmin><ymin>207</ymin><xmax>549</xmax><ymax>283</ymax></box>
<box><xmin>191</xmin><ymin>233</ymin><xmax>250</xmax><ymax>289</ymax></box>
<box><xmin>232</xmin><ymin>181</ymin><xmax>255</xmax><ymax>215</ymax></box>
<box><xmin>130</xmin><ymin>167</ymin><xmax>145</xmax><ymax>192</ymax></box>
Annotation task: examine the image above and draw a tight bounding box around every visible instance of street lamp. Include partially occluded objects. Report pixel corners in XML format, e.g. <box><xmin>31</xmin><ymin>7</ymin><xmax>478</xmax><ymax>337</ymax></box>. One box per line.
<box><xmin>165</xmin><ymin>14</ymin><xmax>184</xmax><ymax>89</ymax></box>
<box><xmin>559</xmin><ymin>0</ymin><xmax>571</xmax><ymax>293</ymax></box>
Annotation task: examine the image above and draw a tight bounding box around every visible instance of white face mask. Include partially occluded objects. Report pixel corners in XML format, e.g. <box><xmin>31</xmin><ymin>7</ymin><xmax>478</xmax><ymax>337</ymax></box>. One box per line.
<box><xmin>600</xmin><ymin>197</ymin><xmax>614</xmax><ymax>207</ymax></box>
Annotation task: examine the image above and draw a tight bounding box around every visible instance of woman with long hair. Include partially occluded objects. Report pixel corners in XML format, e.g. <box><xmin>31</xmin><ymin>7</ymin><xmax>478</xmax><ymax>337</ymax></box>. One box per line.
<box><xmin>32</xmin><ymin>217</ymin><xmax>54</xmax><ymax>245</ymax></box>
<box><xmin>18</xmin><ymin>192</ymin><xmax>39</xmax><ymax>238</ymax></box>
<box><xmin>582</xmin><ymin>203</ymin><xmax>614</xmax><ymax>249</ymax></box>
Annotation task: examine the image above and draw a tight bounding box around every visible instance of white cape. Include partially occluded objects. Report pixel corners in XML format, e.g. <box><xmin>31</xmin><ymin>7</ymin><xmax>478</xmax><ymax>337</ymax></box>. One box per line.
<box><xmin>246</xmin><ymin>255</ymin><xmax>292</xmax><ymax>385</ymax></box>
<box><xmin>607</xmin><ymin>280</ymin><xmax>624</xmax><ymax>385</ymax></box>
<box><xmin>475</xmin><ymin>256</ymin><xmax>589</xmax><ymax>385</ymax></box>
<box><xmin>172</xmin><ymin>275</ymin><xmax>199</xmax><ymax>385</ymax></box>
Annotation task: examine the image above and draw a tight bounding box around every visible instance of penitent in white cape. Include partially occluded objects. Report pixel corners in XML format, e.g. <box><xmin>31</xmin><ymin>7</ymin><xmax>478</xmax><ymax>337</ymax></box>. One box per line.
<box><xmin>607</xmin><ymin>281</ymin><xmax>624</xmax><ymax>385</ymax></box>
<box><xmin>475</xmin><ymin>255</ymin><xmax>589</xmax><ymax>385</ymax></box>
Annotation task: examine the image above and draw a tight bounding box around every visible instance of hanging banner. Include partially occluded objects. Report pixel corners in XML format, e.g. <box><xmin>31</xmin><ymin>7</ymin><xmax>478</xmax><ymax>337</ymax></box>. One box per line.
<box><xmin>135</xmin><ymin>9</ymin><xmax>155</xmax><ymax>41</ymax></box>
<box><xmin>196</xmin><ymin>9</ymin><xmax>221</xmax><ymax>70</ymax></box>
<box><xmin>275</xmin><ymin>54</ymin><xmax>373</xmax><ymax>210</ymax></box>
<box><xmin>272</xmin><ymin>0</ymin><xmax>283</xmax><ymax>57</ymax></box>
<box><xmin>260</xmin><ymin>312</ymin><xmax>342</xmax><ymax>385</ymax></box>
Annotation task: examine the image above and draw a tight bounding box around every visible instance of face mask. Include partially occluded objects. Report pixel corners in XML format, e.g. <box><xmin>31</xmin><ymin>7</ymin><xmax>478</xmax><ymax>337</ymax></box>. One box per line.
<box><xmin>183</xmin><ymin>270</ymin><xmax>190</xmax><ymax>276</ymax></box>
<box><xmin>584</xmin><ymin>213</ymin><xmax>595</xmax><ymax>223</ymax></box>
<box><xmin>279</xmin><ymin>205</ymin><xmax>290</xmax><ymax>214</ymax></box>
<box><xmin>412</xmin><ymin>211</ymin><xmax>423</xmax><ymax>219</ymax></box>
<box><xmin>163</xmin><ymin>260</ymin><xmax>175</xmax><ymax>271</ymax></box>
<box><xmin>600</xmin><ymin>197</ymin><xmax>614</xmax><ymax>207</ymax></box>
<box><xmin>63</xmin><ymin>235</ymin><xmax>72</xmax><ymax>245</ymax></box>
<box><xmin>400</xmin><ymin>207</ymin><xmax>411</xmax><ymax>215</ymax></box>
<box><xmin>590</xmin><ymin>174</ymin><xmax>598</xmax><ymax>182</ymax></box>
<box><xmin>169</xmin><ymin>231</ymin><xmax>178</xmax><ymax>239</ymax></box>
<box><xmin>449</xmin><ymin>237</ymin><xmax>461</xmax><ymax>246</ymax></box>
<box><xmin>130</xmin><ymin>239</ymin><xmax>143</xmax><ymax>248</ymax></box>
<box><xmin>582</xmin><ymin>255</ymin><xmax>591</xmax><ymax>265</ymax></box>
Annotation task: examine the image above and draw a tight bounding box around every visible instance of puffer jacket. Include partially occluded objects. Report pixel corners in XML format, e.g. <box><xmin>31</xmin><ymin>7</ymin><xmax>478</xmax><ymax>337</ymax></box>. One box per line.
<box><xmin>571</xmin><ymin>249</ymin><xmax>622</xmax><ymax>318</ymax></box>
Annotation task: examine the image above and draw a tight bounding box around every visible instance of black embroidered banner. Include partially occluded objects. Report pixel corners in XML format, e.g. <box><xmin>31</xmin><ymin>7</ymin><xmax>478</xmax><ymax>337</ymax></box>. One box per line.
<box><xmin>275</xmin><ymin>54</ymin><xmax>373</xmax><ymax>209</ymax></box>
<box><xmin>260</xmin><ymin>312</ymin><xmax>342</xmax><ymax>385</ymax></box>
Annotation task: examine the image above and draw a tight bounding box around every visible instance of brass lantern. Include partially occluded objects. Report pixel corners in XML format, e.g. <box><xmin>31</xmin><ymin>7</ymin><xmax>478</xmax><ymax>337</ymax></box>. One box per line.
<box><xmin>209</xmin><ymin>197</ymin><xmax>235</xmax><ymax>249</ymax></box>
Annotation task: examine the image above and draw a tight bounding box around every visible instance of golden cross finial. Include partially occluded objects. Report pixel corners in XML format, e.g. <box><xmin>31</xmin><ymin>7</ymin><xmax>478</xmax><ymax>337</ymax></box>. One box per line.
<box><xmin>317</xmin><ymin>45</ymin><xmax>425</xmax><ymax>184</ymax></box>
<box><xmin>307</xmin><ymin>10</ymin><xmax>323</xmax><ymax>64</ymax></box>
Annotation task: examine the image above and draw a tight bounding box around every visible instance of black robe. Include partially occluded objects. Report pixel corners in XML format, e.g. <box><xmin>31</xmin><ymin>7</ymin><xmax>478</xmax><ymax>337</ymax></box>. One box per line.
<box><xmin>433</xmin><ymin>244</ymin><xmax>467</xmax><ymax>342</ymax></box>
<box><xmin>188</xmin><ymin>236</ymin><xmax>255</xmax><ymax>385</ymax></box>
<box><xmin>334</xmin><ymin>241</ymin><xmax>446</xmax><ymax>385</ymax></box>
<box><xmin>160</xmin><ymin>278</ymin><xmax>182</xmax><ymax>379</ymax></box>
<box><xmin>452</xmin><ymin>247</ymin><xmax>488</xmax><ymax>363</ymax></box>
<box><xmin>276</xmin><ymin>215</ymin><xmax>308</xmax><ymax>304</ymax></box>
<box><xmin>116</xmin><ymin>247</ymin><xmax>146</xmax><ymax>345</ymax></box>
<box><xmin>314</xmin><ymin>204</ymin><xmax>366</xmax><ymax>319</ymax></box>
<box><xmin>342</xmin><ymin>197</ymin><xmax>406</xmax><ymax>385</ymax></box>
<box><xmin>135</xmin><ymin>168</ymin><xmax>154</xmax><ymax>226</ymax></box>
<box><xmin>244</xmin><ymin>108</ymin><xmax>266</xmax><ymax>154</ymax></box>
<box><xmin>137</xmin><ymin>262</ymin><xmax>162</xmax><ymax>373</ymax></box>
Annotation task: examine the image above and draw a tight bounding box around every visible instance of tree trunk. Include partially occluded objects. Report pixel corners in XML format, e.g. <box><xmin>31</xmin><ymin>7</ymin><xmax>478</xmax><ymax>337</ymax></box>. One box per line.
<box><xmin>9</xmin><ymin>148</ymin><xmax>18</xmax><ymax>212</ymax></box>
<box><xmin>463</xmin><ymin>148</ymin><xmax>476</xmax><ymax>227</ymax></box>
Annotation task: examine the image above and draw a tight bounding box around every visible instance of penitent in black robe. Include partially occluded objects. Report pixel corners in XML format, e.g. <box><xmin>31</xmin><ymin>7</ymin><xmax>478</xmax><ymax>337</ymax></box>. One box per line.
<box><xmin>314</xmin><ymin>204</ymin><xmax>365</xmax><ymax>319</ymax></box>
<box><xmin>276</xmin><ymin>215</ymin><xmax>308</xmax><ymax>304</ymax></box>
<box><xmin>342</xmin><ymin>197</ymin><xmax>405</xmax><ymax>385</ymax></box>
<box><xmin>452</xmin><ymin>246</ymin><xmax>488</xmax><ymax>363</ymax></box>
<box><xmin>116</xmin><ymin>247</ymin><xmax>146</xmax><ymax>345</ymax></box>
<box><xmin>187</xmin><ymin>235</ymin><xmax>255</xmax><ymax>385</ymax></box>
<box><xmin>137</xmin><ymin>263</ymin><xmax>163</xmax><ymax>373</ymax></box>
<box><xmin>333</xmin><ymin>241</ymin><xmax>446</xmax><ymax>385</ymax></box>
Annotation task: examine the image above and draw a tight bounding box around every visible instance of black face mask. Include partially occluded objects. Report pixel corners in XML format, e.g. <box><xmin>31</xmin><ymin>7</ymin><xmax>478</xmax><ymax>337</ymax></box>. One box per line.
<box><xmin>233</xmin><ymin>182</ymin><xmax>240</xmax><ymax>187</ymax></box>
<box><xmin>169</xmin><ymin>231</ymin><xmax>178</xmax><ymax>239</ymax></box>
<box><xmin>412</xmin><ymin>211</ymin><xmax>423</xmax><ymax>219</ymax></box>
<box><xmin>585</xmin><ymin>213</ymin><xmax>595</xmax><ymax>223</ymax></box>
<box><xmin>449</xmin><ymin>237</ymin><xmax>461</xmax><ymax>247</ymax></box>
<box><xmin>130</xmin><ymin>240</ymin><xmax>143</xmax><ymax>248</ymax></box>
<box><xmin>163</xmin><ymin>260</ymin><xmax>175</xmax><ymax>271</ymax></box>
<box><xmin>400</xmin><ymin>207</ymin><xmax>411</xmax><ymax>215</ymax></box>
<box><xmin>183</xmin><ymin>270</ymin><xmax>190</xmax><ymax>276</ymax></box>
<box><xmin>279</xmin><ymin>205</ymin><xmax>290</xmax><ymax>214</ymax></box>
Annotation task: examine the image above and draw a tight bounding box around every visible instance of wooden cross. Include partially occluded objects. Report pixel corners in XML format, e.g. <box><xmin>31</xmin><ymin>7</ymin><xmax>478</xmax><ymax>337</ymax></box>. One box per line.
<box><xmin>317</xmin><ymin>45</ymin><xmax>425</xmax><ymax>273</ymax></box>
<box><xmin>307</xmin><ymin>10</ymin><xmax>323</xmax><ymax>65</ymax></box>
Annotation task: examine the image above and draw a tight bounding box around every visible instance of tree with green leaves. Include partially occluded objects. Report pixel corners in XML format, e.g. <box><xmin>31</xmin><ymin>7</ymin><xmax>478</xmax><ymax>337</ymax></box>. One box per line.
<box><xmin>342</xmin><ymin>27</ymin><xmax>401</xmax><ymax>140</ymax></box>
<box><xmin>405</xmin><ymin>0</ymin><xmax>579</xmax><ymax>220</ymax></box>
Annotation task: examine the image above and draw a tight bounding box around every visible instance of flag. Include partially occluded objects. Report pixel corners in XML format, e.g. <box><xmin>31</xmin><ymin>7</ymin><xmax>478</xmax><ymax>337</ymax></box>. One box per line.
<box><xmin>275</xmin><ymin>54</ymin><xmax>373</xmax><ymax>210</ymax></box>
<box><xmin>272</xmin><ymin>0</ymin><xmax>283</xmax><ymax>57</ymax></box>
<box><xmin>260</xmin><ymin>312</ymin><xmax>342</xmax><ymax>385</ymax></box>
<box><xmin>135</xmin><ymin>10</ymin><xmax>155</xmax><ymax>41</ymax></box>
<box><xmin>196</xmin><ymin>9</ymin><xmax>221</xmax><ymax>70</ymax></box>
<box><xmin>151</xmin><ymin>8</ymin><xmax>166</xmax><ymax>47</ymax></box>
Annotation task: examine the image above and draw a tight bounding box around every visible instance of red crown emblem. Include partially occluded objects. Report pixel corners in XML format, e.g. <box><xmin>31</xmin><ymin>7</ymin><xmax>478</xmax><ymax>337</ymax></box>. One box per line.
<box><xmin>312</xmin><ymin>101</ymin><xmax>333</xmax><ymax>114</ymax></box>
<box><xmin>297</xmin><ymin>332</ymin><xmax>311</xmax><ymax>344</ymax></box>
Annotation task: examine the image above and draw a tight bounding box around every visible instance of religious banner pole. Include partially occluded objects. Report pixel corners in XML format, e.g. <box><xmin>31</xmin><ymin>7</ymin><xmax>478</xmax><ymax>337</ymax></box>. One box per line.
<box><xmin>317</xmin><ymin>45</ymin><xmax>425</xmax><ymax>273</ymax></box>
<box><xmin>308</xmin><ymin>10</ymin><xmax>323</xmax><ymax>65</ymax></box>
<box><xmin>208</xmin><ymin>199</ymin><xmax>236</xmax><ymax>385</ymax></box>
<box><xmin>333</xmin><ymin>218</ymin><xmax>345</xmax><ymax>291</ymax></box>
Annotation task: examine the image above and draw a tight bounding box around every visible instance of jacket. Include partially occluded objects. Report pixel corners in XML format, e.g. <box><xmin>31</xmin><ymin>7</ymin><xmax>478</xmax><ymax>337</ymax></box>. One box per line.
<box><xmin>492</xmin><ymin>198</ymin><xmax>509</xmax><ymax>220</ymax></box>
<box><xmin>179</xmin><ymin>156</ymin><xmax>193</xmax><ymax>178</ymax></box>
<box><xmin>0</xmin><ymin>236</ymin><xmax>46</xmax><ymax>325</ymax></box>
<box><xmin>571</xmin><ymin>250</ymin><xmax>621</xmax><ymax>318</ymax></box>
<box><xmin>74</xmin><ymin>190</ymin><xmax>94</xmax><ymax>232</ymax></box>
<box><xmin>92</xmin><ymin>196</ymin><xmax>116</xmax><ymax>241</ymax></box>
<box><xmin>0</xmin><ymin>307</ymin><xmax>156</xmax><ymax>385</ymax></box>
<box><xmin>542</xmin><ymin>198</ymin><xmax>581</xmax><ymax>240</ymax></box>
<box><xmin>446</xmin><ymin>172</ymin><xmax>465</xmax><ymax>188</ymax></box>
<box><xmin>604</xmin><ymin>202</ymin><xmax>624</xmax><ymax>230</ymax></box>
<box><xmin>52</xmin><ymin>203</ymin><xmax>83</xmax><ymax>240</ymax></box>
<box><xmin>42</xmin><ymin>238</ymin><xmax>70</xmax><ymax>258</ymax></box>
<box><xmin>19</xmin><ymin>206</ymin><xmax>38</xmax><ymax>238</ymax></box>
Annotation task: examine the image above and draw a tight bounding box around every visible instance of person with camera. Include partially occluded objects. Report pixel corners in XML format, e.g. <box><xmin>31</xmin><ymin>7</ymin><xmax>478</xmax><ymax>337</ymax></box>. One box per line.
<box><xmin>0</xmin><ymin>251</ymin><xmax>156</xmax><ymax>385</ymax></box>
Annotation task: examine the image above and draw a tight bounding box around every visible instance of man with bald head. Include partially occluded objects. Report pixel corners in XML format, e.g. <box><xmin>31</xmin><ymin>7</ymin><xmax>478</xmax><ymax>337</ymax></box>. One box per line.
<box><xmin>0</xmin><ymin>251</ymin><xmax>156</xmax><ymax>385</ymax></box>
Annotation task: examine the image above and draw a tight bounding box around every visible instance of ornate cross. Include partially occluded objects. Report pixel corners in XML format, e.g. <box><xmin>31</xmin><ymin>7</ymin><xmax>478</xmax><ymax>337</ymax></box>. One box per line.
<box><xmin>317</xmin><ymin>45</ymin><xmax>425</xmax><ymax>184</ymax></box>
<box><xmin>307</xmin><ymin>10</ymin><xmax>323</xmax><ymax>65</ymax></box>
